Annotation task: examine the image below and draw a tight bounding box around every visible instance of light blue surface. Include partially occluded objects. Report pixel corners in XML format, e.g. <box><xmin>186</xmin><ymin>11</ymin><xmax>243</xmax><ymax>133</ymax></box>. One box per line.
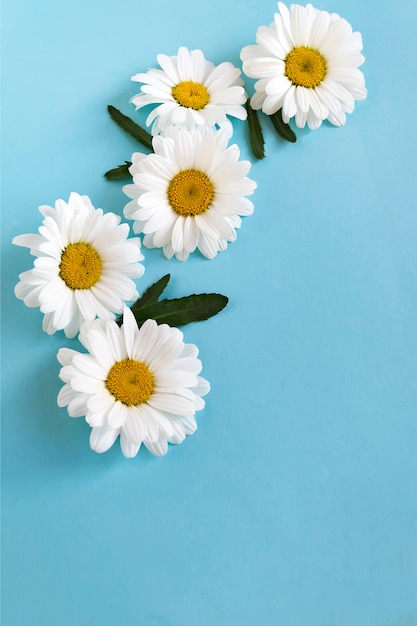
<box><xmin>2</xmin><ymin>1</ymin><xmax>417</xmax><ymax>624</ymax></box>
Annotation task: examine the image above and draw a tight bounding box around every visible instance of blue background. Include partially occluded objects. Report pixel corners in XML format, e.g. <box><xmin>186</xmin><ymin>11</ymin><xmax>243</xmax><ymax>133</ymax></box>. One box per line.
<box><xmin>2</xmin><ymin>0</ymin><xmax>417</xmax><ymax>624</ymax></box>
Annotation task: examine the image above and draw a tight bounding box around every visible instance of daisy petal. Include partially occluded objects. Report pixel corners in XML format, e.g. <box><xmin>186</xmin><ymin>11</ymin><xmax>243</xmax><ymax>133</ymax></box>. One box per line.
<box><xmin>90</xmin><ymin>426</ymin><xmax>120</xmax><ymax>454</ymax></box>
<box><xmin>144</xmin><ymin>439</ymin><xmax>169</xmax><ymax>457</ymax></box>
<box><xmin>120</xmin><ymin>431</ymin><xmax>141</xmax><ymax>458</ymax></box>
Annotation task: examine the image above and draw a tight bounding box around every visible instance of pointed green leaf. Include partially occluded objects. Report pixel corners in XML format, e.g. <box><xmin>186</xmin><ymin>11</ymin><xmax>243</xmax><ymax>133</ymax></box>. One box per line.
<box><xmin>268</xmin><ymin>109</ymin><xmax>297</xmax><ymax>143</ymax></box>
<box><xmin>104</xmin><ymin>161</ymin><xmax>132</xmax><ymax>180</ymax></box>
<box><xmin>131</xmin><ymin>274</ymin><xmax>171</xmax><ymax>310</ymax></box>
<box><xmin>130</xmin><ymin>293</ymin><xmax>228</xmax><ymax>328</ymax></box>
<box><xmin>107</xmin><ymin>105</ymin><xmax>153</xmax><ymax>151</ymax></box>
<box><xmin>245</xmin><ymin>99</ymin><xmax>265</xmax><ymax>159</ymax></box>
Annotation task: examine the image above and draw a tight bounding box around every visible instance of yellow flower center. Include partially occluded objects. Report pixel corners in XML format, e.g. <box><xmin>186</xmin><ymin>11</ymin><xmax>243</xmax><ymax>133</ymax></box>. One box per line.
<box><xmin>59</xmin><ymin>242</ymin><xmax>102</xmax><ymax>290</ymax></box>
<box><xmin>171</xmin><ymin>80</ymin><xmax>210</xmax><ymax>110</ymax></box>
<box><xmin>167</xmin><ymin>169</ymin><xmax>214</xmax><ymax>217</ymax></box>
<box><xmin>285</xmin><ymin>46</ymin><xmax>327</xmax><ymax>88</ymax></box>
<box><xmin>105</xmin><ymin>359</ymin><xmax>155</xmax><ymax>406</ymax></box>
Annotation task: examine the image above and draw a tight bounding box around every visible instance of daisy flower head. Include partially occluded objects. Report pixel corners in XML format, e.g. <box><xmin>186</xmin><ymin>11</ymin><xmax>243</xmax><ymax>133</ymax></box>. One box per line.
<box><xmin>131</xmin><ymin>46</ymin><xmax>247</xmax><ymax>135</ymax></box>
<box><xmin>13</xmin><ymin>192</ymin><xmax>145</xmax><ymax>338</ymax></box>
<box><xmin>123</xmin><ymin>126</ymin><xmax>257</xmax><ymax>261</ymax></box>
<box><xmin>57</xmin><ymin>306</ymin><xmax>210</xmax><ymax>458</ymax></box>
<box><xmin>240</xmin><ymin>2</ymin><xmax>367</xmax><ymax>129</ymax></box>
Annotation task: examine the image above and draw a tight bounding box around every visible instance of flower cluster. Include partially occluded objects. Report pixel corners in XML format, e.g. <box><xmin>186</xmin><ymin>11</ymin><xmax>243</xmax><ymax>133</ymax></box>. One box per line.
<box><xmin>13</xmin><ymin>192</ymin><xmax>213</xmax><ymax>458</ymax></box>
<box><xmin>123</xmin><ymin>46</ymin><xmax>257</xmax><ymax>261</ymax></box>
<box><xmin>12</xmin><ymin>2</ymin><xmax>367</xmax><ymax>461</ymax></box>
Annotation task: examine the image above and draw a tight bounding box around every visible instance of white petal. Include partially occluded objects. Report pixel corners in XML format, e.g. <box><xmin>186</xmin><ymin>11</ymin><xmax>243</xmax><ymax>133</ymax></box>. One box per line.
<box><xmin>256</xmin><ymin>25</ymin><xmax>288</xmax><ymax>59</ymax></box>
<box><xmin>197</xmin><ymin>233</ymin><xmax>219</xmax><ymax>259</ymax></box>
<box><xmin>156</xmin><ymin>52</ymin><xmax>180</xmax><ymax>84</ymax></box>
<box><xmin>194</xmin><ymin>376</ymin><xmax>211</xmax><ymax>397</ymax></box>
<box><xmin>178</xmin><ymin>414</ymin><xmax>198</xmax><ymax>435</ymax></box>
<box><xmin>144</xmin><ymin>438</ymin><xmax>168</xmax><ymax>456</ymax></box>
<box><xmin>120</xmin><ymin>430</ymin><xmax>141</xmax><ymax>458</ymax></box>
<box><xmin>67</xmin><ymin>393</ymin><xmax>90</xmax><ymax>417</ymax></box>
<box><xmin>108</xmin><ymin>402</ymin><xmax>129</xmax><ymax>429</ymax></box>
<box><xmin>133</xmin><ymin>318</ymin><xmax>158</xmax><ymax>362</ymax></box>
<box><xmin>290</xmin><ymin>4</ymin><xmax>312</xmax><ymax>46</ymax></box>
<box><xmin>87</xmin><ymin>392</ymin><xmax>115</xmax><ymax>415</ymax></box>
<box><xmin>171</xmin><ymin>216</ymin><xmax>185</xmax><ymax>252</ymax></box>
<box><xmin>176</xmin><ymin>46</ymin><xmax>194</xmax><ymax>81</ymax></box>
<box><xmin>89</xmin><ymin>426</ymin><xmax>120</xmax><ymax>453</ymax></box>
<box><xmin>309</xmin><ymin>9</ymin><xmax>331</xmax><ymax>48</ymax></box>
<box><xmin>57</xmin><ymin>347</ymin><xmax>78</xmax><ymax>367</ymax></box>
<box><xmin>183</xmin><ymin>217</ymin><xmax>199</xmax><ymax>253</ymax></box>
<box><xmin>83</xmin><ymin>328</ymin><xmax>115</xmax><ymax>370</ymax></box>
<box><xmin>71</xmin><ymin>375</ymin><xmax>103</xmax><ymax>395</ymax></box>
<box><xmin>85</xmin><ymin>410</ymin><xmax>106</xmax><ymax>427</ymax></box>
<box><xmin>282</xmin><ymin>85</ymin><xmax>298</xmax><ymax>120</ymax></box>
<box><xmin>72</xmin><ymin>354</ymin><xmax>107</xmax><ymax>380</ymax></box>
<box><xmin>122</xmin><ymin>306</ymin><xmax>140</xmax><ymax>359</ymax></box>
<box><xmin>57</xmin><ymin>384</ymin><xmax>75</xmax><ymax>408</ymax></box>
<box><xmin>146</xmin><ymin>327</ymin><xmax>184</xmax><ymax>372</ymax></box>
<box><xmin>155</xmin><ymin>368</ymin><xmax>198</xmax><ymax>389</ymax></box>
<box><xmin>105</xmin><ymin>320</ymin><xmax>127</xmax><ymax>362</ymax></box>
<box><xmin>122</xmin><ymin>405</ymin><xmax>148</xmax><ymax>445</ymax></box>
<box><xmin>148</xmin><ymin>392</ymin><xmax>195</xmax><ymax>416</ymax></box>
<box><xmin>74</xmin><ymin>289</ymin><xmax>99</xmax><ymax>322</ymax></box>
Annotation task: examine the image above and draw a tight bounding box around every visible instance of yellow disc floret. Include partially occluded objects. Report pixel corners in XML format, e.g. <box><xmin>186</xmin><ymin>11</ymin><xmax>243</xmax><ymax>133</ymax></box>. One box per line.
<box><xmin>167</xmin><ymin>169</ymin><xmax>214</xmax><ymax>217</ymax></box>
<box><xmin>171</xmin><ymin>81</ymin><xmax>210</xmax><ymax>110</ymax></box>
<box><xmin>59</xmin><ymin>242</ymin><xmax>102</xmax><ymax>290</ymax></box>
<box><xmin>285</xmin><ymin>46</ymin><xmax>327</xmax><ymax>88</ymax></box>
<box><xmin>105</xmin><ymin>359</ymin><xmax>155</xmax><ymax>406</ymax></box>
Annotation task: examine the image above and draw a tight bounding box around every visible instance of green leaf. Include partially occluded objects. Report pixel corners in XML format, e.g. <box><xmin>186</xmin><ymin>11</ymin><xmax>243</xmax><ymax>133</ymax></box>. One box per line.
<box><xmin>268</xmin><ymin>109</ymin><xmax>297</xmax><ymax>143</ymax></box>
<box><xmin>130</xmin><ymin>293</ymin><xmax>229</xmax><ymax>328</ymax></box>
<box><xmin>131</xmin><ymin>274</ymin><xmax>171</xmax><ymax>310</ymax></box>
<box><xmin>104</xmin><ymin>161</ymin><xmax>132</xmax><ymax>180</ymax></box>
<box><xmin>107</xmin><ymin>105</ymin><xmax>153</xmax><ymax>151</ymax></box>
<box><xmin>245</xmin><ymin>99</ymin><xmax>265</xmax><ymax>160</ymax></box>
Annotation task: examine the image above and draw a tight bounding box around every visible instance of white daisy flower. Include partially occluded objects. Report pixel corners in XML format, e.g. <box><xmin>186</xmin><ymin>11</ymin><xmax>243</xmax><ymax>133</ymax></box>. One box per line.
<box><xmin>123</xmin><ymin>127</ymin><xmax>257</xmax><ymax>261</ymax></box>
<box><xmin>57</xmin><ymin>307</ymin><xmax>210</xmax><ymax>458</ymax></box>
<box><xmin>240</xmin><ymin>2</ymin><xmax>367</xmax><ymax>129</ymax></box>
<box><xmin>13</xmin><ymin>192</ymin><xmax>145</xmax><ymax>338</ymax></box>
<box><xmin>131</xmin><ymin>46</ymin><xmax>247</xmax><ymax>135</ymax></box>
